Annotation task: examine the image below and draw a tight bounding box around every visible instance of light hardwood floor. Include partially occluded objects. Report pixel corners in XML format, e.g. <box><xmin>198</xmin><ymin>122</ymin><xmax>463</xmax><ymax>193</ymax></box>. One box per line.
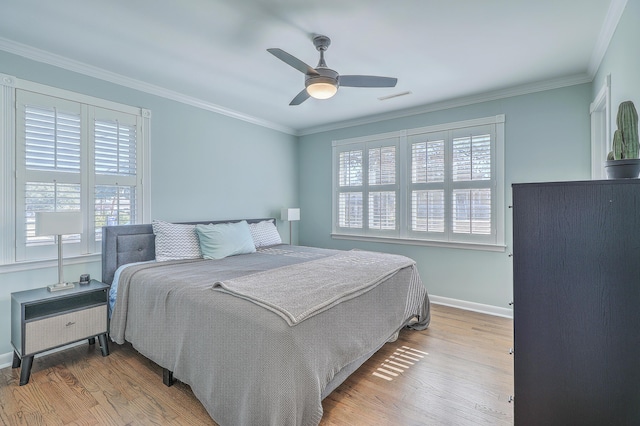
<box><xmin>0</xmin><ymin>304</ymin><xmax>514</xmax><ymax>425</ymax></box>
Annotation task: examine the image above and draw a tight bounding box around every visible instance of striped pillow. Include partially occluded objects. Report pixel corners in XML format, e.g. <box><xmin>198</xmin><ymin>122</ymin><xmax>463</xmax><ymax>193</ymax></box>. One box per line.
<box><xmin>249</xmin><ymin>220</ymin><xmax>282</xmax><ymax>248</ymax></box>
<box><xmin>152</xmin><ymin>220</ymin><xmax>202</xmax><ymax>261</ymax></box>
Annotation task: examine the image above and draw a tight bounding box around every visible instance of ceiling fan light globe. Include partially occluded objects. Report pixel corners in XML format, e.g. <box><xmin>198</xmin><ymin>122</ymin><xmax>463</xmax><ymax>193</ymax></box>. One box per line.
<box><xmin>307</xmin><ymin>82</ymin><xmax>338</xmax><ymax>99</ymax></box>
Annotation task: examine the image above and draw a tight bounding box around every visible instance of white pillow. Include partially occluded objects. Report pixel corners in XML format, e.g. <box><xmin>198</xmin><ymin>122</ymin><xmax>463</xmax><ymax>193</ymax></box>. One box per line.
<box><xmin>249</xmin><ymin>219</ymin><xmax>282</xmax><ymax>248</ymax></box>
<box><xmin>196</xmin><ymin>221</ymin><xmax>256</xmax><ymax>260</ymax></box>
<box><xmin>152</xmin><ymin>220</ymin><xmax>202</xmax><ymax>261</ymax></box>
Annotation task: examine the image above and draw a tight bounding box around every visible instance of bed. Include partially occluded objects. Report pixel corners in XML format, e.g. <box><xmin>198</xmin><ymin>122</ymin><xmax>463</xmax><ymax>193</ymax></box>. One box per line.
<box><xmin>102</xmin><ymin>218</ymin><xmax>430</xmax><ymax>426</ymax></box>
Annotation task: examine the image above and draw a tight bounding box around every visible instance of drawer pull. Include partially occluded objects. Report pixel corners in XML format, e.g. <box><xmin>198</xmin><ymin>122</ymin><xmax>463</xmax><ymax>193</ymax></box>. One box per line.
<box><xmin>65</xmin><ymin>321</ymin><xmax>76</xmax><ymax>327</ymax></box>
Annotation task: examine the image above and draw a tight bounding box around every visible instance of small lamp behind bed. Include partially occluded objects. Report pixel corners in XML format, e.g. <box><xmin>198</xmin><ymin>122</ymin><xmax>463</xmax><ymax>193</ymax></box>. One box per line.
<box><xmin>36</xmin><ymin>211</ymin><xmax>82</xmax><ymax>292</ymax></box>
<box><xmin>280</xmin><ymin>208</ymin><xmax>300</xmax><ymax>245</ymax></box>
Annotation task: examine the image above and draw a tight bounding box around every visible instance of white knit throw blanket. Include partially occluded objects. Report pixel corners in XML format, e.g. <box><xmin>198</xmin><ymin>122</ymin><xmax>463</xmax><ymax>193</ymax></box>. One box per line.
<box><xmin>213</xmin><ymin>249</ymin><xmax>415</xmax><ymax>325</ymax></box>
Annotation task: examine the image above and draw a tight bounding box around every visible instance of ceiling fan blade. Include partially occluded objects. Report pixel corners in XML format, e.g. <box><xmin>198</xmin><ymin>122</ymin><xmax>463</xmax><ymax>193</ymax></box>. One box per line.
<box><xmin>339</xmin><ymin>75</ymin><xmax>398</xmax><ymax>88</ymax></box>
<box><xmin>267</xmin><ymin>48</ymin><xmax>319</xmax><ymax>75</ymax></box>
<box><xmin>289</xmin><ymin>89</ymin><xmax>310</xmax><ymax>106</ymax></box>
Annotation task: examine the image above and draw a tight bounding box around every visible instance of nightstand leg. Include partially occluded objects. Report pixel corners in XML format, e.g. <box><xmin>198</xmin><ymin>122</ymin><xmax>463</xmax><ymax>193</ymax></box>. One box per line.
<box><xmin>12</xmin><ymin>351</ymin><xmax>21</xmax><ymax>368</ymax></box>
<box><xmin>19</xmin><ymin>356</ymin><xmax>33</xmax><ymax>386</ymax></box>
<box><xmin>98</xmin><ymin>333</ymin><xmax>109</xmax><ymax>356</ymax></box>
<box><xmin>88</xmin><ymin>337</ymin><xmax>96</xmax><ymax>345</ymax></box>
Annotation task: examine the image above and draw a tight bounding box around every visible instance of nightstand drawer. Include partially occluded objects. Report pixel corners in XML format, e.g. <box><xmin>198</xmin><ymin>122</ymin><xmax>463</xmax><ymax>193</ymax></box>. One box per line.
<box><xmin>24</xmin><ymin>305</ymin><xmax>107</xmax><ymax>355</ymax></box>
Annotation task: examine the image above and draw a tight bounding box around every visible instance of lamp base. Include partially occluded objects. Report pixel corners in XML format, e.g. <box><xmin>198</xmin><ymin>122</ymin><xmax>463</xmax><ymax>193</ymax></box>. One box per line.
<box><xmin>47</xmin><ymin>282</ymin><xmax>75</xmax><ymax>292</ymax></box>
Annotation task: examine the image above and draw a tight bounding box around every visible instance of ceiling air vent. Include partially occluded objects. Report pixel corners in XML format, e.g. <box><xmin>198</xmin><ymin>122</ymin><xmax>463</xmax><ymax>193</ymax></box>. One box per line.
<box><xmin>378</xmin><ymin>91</ymin><xmax>412</xmax><ymax>101</ymax></box>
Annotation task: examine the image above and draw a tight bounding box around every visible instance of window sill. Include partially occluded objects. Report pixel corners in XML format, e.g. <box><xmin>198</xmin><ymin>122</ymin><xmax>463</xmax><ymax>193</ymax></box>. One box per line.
<box><xmin>331</xmin><ymin>233</ymin><xmax>506</xmax><ymax>252</ymax></box>
<box><xmin>0</xmin><ymin>253</ymin><xmax>101</xmax><ymax>274</ymax></box>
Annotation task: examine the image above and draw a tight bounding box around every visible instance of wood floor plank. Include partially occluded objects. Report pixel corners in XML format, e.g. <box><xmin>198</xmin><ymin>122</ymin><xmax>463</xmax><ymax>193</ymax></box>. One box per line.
<box><xmin>0</xmin><ymin>304</ymin><xmax>513</xmax><ymax>425</ymax></box>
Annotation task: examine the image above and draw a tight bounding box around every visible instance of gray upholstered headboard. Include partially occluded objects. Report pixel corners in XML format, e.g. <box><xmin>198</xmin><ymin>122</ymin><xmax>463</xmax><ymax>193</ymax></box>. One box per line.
<box><xmin>101</xmin><ymin>218</ymin><xmax>275</xmax><ymax>285</ymax></box>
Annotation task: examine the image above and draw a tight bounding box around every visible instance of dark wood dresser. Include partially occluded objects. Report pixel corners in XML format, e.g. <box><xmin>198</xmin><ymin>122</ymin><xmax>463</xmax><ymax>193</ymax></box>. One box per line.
<box><xmin>512</xmin><ymin>179</ymin><xmax>640</xmax><ymax>425</ymax></box>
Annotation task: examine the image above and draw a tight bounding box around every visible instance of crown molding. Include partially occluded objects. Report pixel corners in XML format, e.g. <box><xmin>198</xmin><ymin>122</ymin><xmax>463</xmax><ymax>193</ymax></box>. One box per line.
<box><xmin>300</xmin><ymin>0</ymin><xmax>628</xmax><ymax>137</ymax></box>
<box><xmin>297</xmin><ymin>73</ymin><xmax>592</xmax><ymax>136</ymax></box>
<box><xmin>2</xmin><ymin>3</ymin><xmax>623</xmax><ymax>140</ymax></box>
<box><xmin>588</xmin><ymin>0</ymin><xmax>628</xmax><ymax>77</ymax></box>
<box><xmin>0</xmin><ymin>37</ymin><xmax>297</xmax><ymax>136</ymax></box>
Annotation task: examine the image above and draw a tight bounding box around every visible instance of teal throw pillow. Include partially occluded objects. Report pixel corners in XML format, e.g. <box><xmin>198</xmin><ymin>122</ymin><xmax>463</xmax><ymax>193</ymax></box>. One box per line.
<box><xmin>196</xmin><ymin>220</ymin><xmax>257</xmax><ymax>260</ymax></box>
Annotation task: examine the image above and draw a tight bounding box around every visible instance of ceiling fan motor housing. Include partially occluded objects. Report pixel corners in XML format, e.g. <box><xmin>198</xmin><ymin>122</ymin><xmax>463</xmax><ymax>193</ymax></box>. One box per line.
<box><xmin>305</xmin><ymin>68</ymin><xmax>339</xmax><ymax>88</ymax></box>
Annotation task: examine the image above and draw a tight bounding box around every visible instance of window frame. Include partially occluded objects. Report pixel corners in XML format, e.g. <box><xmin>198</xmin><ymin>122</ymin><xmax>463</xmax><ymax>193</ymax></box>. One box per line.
<box><xmin>332</xmin><ymin>115</ymin><xmax>505</xmax><ymax>252</ymax></box>
<box><xmin>590</xmin><ymin>74</ymin><xmax>611</xmax><ymax>180</ymax></box>
<box><xmin>333</xmin><ymin>132</ymin><xmax>403</xmax><ymax>238</ymax></box>
<box><xmin>0</xmin><ymin>73</ymin><xmax>151</xmax><ymax>268</ymax></box>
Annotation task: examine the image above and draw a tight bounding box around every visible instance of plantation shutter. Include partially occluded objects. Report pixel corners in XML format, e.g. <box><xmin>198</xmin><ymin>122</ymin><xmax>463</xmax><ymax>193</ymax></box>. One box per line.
<box><xmin>367</xmin><ymin>143</ymin><xmax>397</xmax><ymax>231</ymax></box>
<box><xmin>16</xmin><ymin>92</ymin><xmax>83</xmax><ymax>260</ymax></box>
<box><xmin>409</xmin><ymin>131</ymin><xmax>446</xmax><ymax>237</ymax></box>
<box><xmin>337</xmin><ymin>148</ymin><xmax>364</xmax><ymax>229</ymax></box>
<box><xmin>12</xmin><ymin>86</ymin><xmax>148</xmax><ymax>263</ymax></box>
<box><xmin>450</xmin><ymin>125</ymin><xmax>494</xmax><ymax>239</ymax></box>
<box><xmin>25</xmin><ymin>105</ymin><xmax>81</xmax><ymax>173</ymax></box>
<box><xmin>334</xmin><ymin>136</ymin><xmax>399</xmax><ymax>236</ymax></box>
<box><xmin>93</xmin><ymin>108</ymin><xmax>140</xmax><ymax>244</ymax></box>
<box><xmin>94</xmin><ymin>120</ymin><xmax>137</xmax><ymax>176</ymax></box>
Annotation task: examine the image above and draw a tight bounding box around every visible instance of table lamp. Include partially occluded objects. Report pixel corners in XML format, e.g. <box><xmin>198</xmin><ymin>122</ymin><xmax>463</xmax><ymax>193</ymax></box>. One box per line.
<box><xmin>36</xmin><ymin>211</ymin><xmax>82</xmax><ymax>292</ymax></box>
<box><xmin>280</xmin><ymin>208</ymin><xmax>300</xmax><ymax>245</ymax></box>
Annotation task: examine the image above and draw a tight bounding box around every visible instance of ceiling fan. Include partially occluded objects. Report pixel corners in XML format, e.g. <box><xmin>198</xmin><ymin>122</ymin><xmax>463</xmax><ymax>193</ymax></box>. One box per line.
<box><xmin>267</xmin><ymin>35</ymin><xmax>398</xmax><ymax>105</ymax></box>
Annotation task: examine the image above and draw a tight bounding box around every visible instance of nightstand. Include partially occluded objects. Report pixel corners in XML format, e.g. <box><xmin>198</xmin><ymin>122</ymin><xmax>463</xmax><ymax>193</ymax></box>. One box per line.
<box><xmin>11</xmin><ymin>279</ymin><xmax>110</xmax><ymax>385</ymax></box>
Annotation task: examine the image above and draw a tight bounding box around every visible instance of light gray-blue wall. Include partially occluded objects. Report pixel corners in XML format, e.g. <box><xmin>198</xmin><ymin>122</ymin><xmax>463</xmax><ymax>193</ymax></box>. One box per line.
<box><xmin>593</xmin><ymin>0</ymin><xmax>639</xmax><ymax>115</ymax></box>
<box><xmin>1</xmin><ymin>0</ymin><xmax>637</xmax><ymax>359</ymax></box>
<box><xmin>0</xmin><ymin>51</ymin><xmax>298</xmax><ymax>356</ymax></box>
<box><xmin>298</xmin><ymin>84</ymin><xmax>593</xmax><ymax>310</ymax></box>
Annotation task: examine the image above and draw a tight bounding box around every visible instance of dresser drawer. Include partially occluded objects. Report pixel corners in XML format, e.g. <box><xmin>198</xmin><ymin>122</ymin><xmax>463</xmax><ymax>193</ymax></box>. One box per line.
<box><xmin>24</xmin><ymin>305</ymin><xmax>107</xmax><ymax>355</ymax></box>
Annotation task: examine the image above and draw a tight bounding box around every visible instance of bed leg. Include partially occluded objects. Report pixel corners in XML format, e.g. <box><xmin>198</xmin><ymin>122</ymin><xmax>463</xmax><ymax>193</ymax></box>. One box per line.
<box><xmin>163</xmin><ymin>368</ymin><xmax>174</xmax><ymax>387</ymax></box>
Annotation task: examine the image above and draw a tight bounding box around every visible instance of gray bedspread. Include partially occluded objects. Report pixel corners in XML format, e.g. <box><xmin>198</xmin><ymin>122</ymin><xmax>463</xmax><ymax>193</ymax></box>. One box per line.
<box><xmin>110</xmin><ymin>245</ymin><xmax>430</xmax><ymax>426</ymax></box>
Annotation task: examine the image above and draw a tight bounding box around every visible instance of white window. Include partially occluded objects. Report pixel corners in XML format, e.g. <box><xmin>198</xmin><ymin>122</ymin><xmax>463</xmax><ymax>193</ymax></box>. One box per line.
<box><xmin>332</xmin><ymin>115</ymin><xmax>505</xmax><ymax>250</ymax></box>
<box><xmin>0</xmin><ymin>74</ymin><xmax>150</xmax><ymax>265</ymax></box>
<box><xmin>334</xmin><ymin>135</ymin><xmax>400</xmax><ymax>237</ymax></box>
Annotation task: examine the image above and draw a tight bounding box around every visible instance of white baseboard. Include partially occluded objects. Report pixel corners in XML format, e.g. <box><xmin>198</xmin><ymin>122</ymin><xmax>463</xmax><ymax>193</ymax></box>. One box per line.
<box><xmin>0</xmin><ymin>351</ymin><xmax>13</xmax><ymax>369</ymax></box>
<box><xmin>429</xmin><ymin>294</ymin><xmax>513</xmax><ymax>319</ymax></box>
<box><xmin>0</xmin><ymin>340</ymin><xmax>86</xmax><ymax>370</ymax></box>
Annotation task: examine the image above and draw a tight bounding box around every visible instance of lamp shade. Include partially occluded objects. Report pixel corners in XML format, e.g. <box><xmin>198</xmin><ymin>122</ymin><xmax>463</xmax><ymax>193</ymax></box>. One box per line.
<box><xmin>35</xmin><ymin>211</ymin><xmax>83</xmax><ymax>236</ymax></box>
<box><xmin>281</xmin><ymin>208</ymin><xmax>300</xmax><ymax>222</ymax></box>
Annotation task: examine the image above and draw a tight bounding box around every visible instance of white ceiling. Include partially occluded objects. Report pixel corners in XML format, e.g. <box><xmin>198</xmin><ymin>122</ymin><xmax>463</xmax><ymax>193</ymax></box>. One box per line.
<box><xmin>0</xmin><ymin>0</ymin><xmax>621</xmax><ymax>134</ymax></box>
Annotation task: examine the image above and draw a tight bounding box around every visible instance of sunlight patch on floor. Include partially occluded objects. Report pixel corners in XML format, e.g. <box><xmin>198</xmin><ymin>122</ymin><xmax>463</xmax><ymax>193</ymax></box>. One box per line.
<box><xmin>372</xmin><ymin>345</ymin><xmax>428</xmax><ymax>381</ymax></box>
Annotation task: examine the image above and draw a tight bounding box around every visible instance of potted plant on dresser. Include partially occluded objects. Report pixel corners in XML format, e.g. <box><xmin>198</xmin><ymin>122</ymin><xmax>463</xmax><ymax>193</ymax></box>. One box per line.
<box><xmin>605</xmin><ymin>100</ymin><xmax>640</xmax><ymax>179</ymax></box>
